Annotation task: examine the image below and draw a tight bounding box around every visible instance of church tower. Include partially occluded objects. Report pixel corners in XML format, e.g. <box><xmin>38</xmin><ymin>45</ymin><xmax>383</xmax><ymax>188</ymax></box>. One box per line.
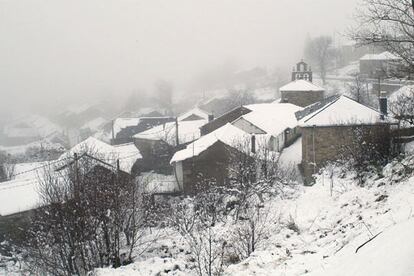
<box><xmin>291</xmin><ymin>60</ymin><xmax>313</xmax><ymax>82</ymax></box>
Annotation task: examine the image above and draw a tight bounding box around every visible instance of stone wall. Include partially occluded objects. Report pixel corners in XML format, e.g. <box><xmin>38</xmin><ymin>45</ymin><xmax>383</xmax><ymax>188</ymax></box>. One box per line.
<box><xmin>281</xmin><ymin>90</ymin><xmax>324</xmax><ymax>107</ymax></box>
<box><xmin>301</xmin><ymin>124</ymin><xmax>391</xmax><ymax>184</ymax></box>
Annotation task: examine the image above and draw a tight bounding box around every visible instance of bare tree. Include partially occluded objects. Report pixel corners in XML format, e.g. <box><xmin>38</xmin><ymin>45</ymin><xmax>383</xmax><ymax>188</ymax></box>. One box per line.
<box><xmin>339</xmin><ymin>125</ymin><xmax>392</xmax><ymax>185</ymax></box>
<box><xmin>389</xmin><ymin>86</ymin><xmax>414</xmax><ymax>125</ymax></box>
<box><xmin>169</xmin><ymin>194</ymin><xmax>228</xmax><ymax>276</ymax></box>
<box><xmin>0</xmin><ymin>151</ymin><xmax>15</xmax><ymax>182</ymax></box>
<box><xmin>347</xmin><ymin>73</ymin><xmax>379</xmax><ymax>109</ymax></box>
<box><xmin>304</xmin><ymin>36</ymin><xmax>336</xmax><ymax>84</ymax></box>
<box><xmin>21</xmin><ymin>151</ymin><xmax>150</xmax><ymax>275</ymax></box>
<box><xmin>352</xmin><ymin>0</ymin><xmax>414</xmax><ymax>76</ymax></box>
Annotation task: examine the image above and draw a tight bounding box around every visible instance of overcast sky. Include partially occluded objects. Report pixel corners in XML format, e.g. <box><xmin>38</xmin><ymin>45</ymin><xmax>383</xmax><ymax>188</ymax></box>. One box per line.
<box><xmin>0</xmin><ymin>0</ymin><xmax>359</xmax><ymax>112</ymax></box>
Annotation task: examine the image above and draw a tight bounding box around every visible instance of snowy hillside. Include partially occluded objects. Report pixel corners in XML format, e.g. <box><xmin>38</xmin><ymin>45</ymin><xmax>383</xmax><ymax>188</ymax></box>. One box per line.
<box><xmin>93</xmin><ymin>154</ymin><xmax>414</xmax><ymax>276</ymax></box>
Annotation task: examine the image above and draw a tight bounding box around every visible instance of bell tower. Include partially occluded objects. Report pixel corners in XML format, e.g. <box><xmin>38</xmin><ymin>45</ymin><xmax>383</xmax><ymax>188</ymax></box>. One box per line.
<box><xmin>291</xmin><ymin>60</ymin><xmax>313</xmax><ymax>82</ymax></box>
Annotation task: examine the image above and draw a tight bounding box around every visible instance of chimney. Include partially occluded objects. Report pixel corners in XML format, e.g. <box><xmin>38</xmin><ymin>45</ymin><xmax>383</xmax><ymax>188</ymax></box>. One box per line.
<box><xmin>379</xmin><ymin>91</ymin><xmax>388</xmax><ymax>119</ymax></box>
<box><xmin>251</xmin><ymin>135</ymin><xmax>256</xmax><ymax>153</ymax></box>
<box><xmin>208</xmin><ymin>114</ymin><xmax>214</xmax><ymax>122</ymax></box>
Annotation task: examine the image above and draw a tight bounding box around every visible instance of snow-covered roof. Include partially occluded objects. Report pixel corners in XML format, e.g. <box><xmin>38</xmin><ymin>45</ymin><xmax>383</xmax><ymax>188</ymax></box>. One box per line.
<box><xmin>0</xmin><ymin>138</ymin><xmax>141</xmax><ymax>216</ymax></box>
<box><xmin>59</xmin><ymin>137</ymin><xmax>142</xmax><ymax>173</ymax></box>
<box><xmin>177</xmin><ymin>107</ymin><xmax>211</xmax><ymax>121</ymax></box>
<box><xmin>134</xmin><ymin>119</ymin><xmax>206</xmax><ymax>145</ymax></box>
<box><xmin>279</xmin><ymin>80</ymin><xmax>325</xmax><ymax>92</ymax></box>
<box><xmin>233</xmin><ymin>103</ymin><xmax>303</xmax><ymax>136</ymax></box>
<box><xmin>360</xmin><ymin>51</ymin><xmax>401</xmax><ymax>61</ymax></box>
<box><xmin>299</xmin><ymin>95</ymin><xmax>390</xmax><ymax>127</ymax></box>
<box><xmin>113</xmin><ymin>118</ymin><xmax>141</xmax><ymax>137</ymax></box>
<box><xmin>0</xmin><ymin>177</ymin><xmax>42</xmax><ymax>216</ymax></box>
<box><xmin>170</xmin><ymin>123</ymin><xmax>252</xmax><ymax>163</ymax></box>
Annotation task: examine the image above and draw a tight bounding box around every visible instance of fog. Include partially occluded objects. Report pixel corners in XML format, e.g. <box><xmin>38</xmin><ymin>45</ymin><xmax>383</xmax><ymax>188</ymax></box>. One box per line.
<box><xmin>0</xmin><ymin>0</ymin><xmax>359</xmax><ymax>113</ymax></box>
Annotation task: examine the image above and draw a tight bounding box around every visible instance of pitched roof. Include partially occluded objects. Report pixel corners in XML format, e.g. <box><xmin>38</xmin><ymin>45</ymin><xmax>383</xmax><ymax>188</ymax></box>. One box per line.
<box><xmin>177</xmin><ymin>107</ymin><xmax>211</xmax><ymax>121</ymax></box>
<box><xmin>233</xmin><ymin>103</ymin><xmax>302</xmax><ymax>136</ymax></box>
<box><xmin>299</xmin><ymin>95</ymin><xmax>389</xmax><ymax>127</ymax></box>
<box><xmin>360</xmin><ymin>51</ymin><xmax>402</xmax><ymax>61</ymax></box>
<box><xmin>59</xmin><ymin>137</ymin><xmax>142</xmax><ymax>173</ymax></box>
<box><xmin>170</xmin><ymin>123</ymin><xmax>251</xmax><ymax>163</ymax></box>
<box><xmin>133</xmin><ymin>119</ymin><xmax>206</xmax><ymax>145</ymax></box>
<box><xmin>279</xmin><ymin>80</ymin><xmax>324</xmax><ymax>92</ymax></box>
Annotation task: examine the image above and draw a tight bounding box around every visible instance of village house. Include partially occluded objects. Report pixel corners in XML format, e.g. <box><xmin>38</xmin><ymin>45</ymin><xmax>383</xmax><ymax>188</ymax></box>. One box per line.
<box><xmin>0</xmin><ymin>137</ymin><xmax>142</xmax><ymax>239</ymax></box>
<box><xmin>359</xmin><ymin>51</ymin><xmax>403</xmax><ymax>79</ymax></box>
<box><xmin>298</xmin><ymin>95</ymin><xmax>395</xmax><ymax>184</ymax></box>
<box><xmin>231</xmin><ymin>102</ymin><xmax>303</xmax><ymax>151</ymax></box>
<box><xmin>111</xmin><ymin>112</ymin><xmax>175</xmax><ymax>145</ymax></box>
<box><xmin>132</xmin><ymin>108</ymin><xmax>211</xmax><ymax>174</ymax></box>
<box><xmin>170</xmin><ymin>123</ymin><xmax>253</xmax><ymax>194</ymax></box>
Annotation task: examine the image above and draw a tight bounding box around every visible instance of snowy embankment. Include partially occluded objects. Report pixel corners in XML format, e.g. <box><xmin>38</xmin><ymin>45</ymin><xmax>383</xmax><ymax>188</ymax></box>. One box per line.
<box><xmin>94</xmin><ymin>155</ymin><xmax>414</xmax><ymax>276</ymax></box>
<box><xmin>226</xmin><ymin>159</ymin><xmax>414</xmax><ymax>275</ymax></box>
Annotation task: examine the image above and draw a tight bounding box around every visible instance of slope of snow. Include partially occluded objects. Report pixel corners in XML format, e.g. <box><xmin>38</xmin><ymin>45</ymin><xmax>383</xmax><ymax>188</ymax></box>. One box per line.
<box><xmin>225</xmin><ymin>160</ymin><xmax>414</xmax><ymax>275</ymax></box>
<box><xmin>311</xmin><ymin>219</ymin><xmax>414</xmax><ymax>276</ymax></box>
<box><xmin>279</xmin><ymin>80</ymin><xmax>325</xmax><ymax>92</ymax></box>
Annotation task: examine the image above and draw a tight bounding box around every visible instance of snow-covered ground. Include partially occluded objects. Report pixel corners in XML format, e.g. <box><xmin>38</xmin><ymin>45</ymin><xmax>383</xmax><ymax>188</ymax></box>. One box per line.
<box><xmin>93</xmin><ymin>153</ymin><xmax>414</xmax><ymax>276</ymax></box>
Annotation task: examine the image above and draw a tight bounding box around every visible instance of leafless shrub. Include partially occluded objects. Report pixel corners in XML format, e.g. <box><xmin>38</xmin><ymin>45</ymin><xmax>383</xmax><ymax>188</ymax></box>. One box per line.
<box><xmin>339</xmin><ymin>125</ymin><xmax>392</xmax><ymax>185</ymax></box>
<box><xmin>229</xmin><ymin>202</ymin><xmax>279</xmax><ymax>260</ymax></box>
<box><xmin>169</xmin><ymin>192</ymin><xmax>228</xmax><ymax>276</ymax></box>
<box><xmin>19</xmin><ymin>148</ymin><xmax>151</xmax><ymax>275</ymax></box>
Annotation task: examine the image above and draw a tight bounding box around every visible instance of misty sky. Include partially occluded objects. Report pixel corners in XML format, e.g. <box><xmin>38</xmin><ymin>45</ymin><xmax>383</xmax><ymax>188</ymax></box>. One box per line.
<box><xmin>0</xmin><ymin>0</ymin><xmax>359</xmax><ymax>111</ymax></box>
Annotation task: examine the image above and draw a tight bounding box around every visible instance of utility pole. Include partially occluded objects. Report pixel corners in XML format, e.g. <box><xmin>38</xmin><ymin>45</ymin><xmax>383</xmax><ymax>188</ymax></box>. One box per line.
<box><xmin>111</xmin><ymin>119</ymin><xmax>115</xmax><ymax>145</ymax></box>
<box><xmin>175</xmin><ymin>117</ymin><xmax>179</xmax><ymax>146</ymax></box>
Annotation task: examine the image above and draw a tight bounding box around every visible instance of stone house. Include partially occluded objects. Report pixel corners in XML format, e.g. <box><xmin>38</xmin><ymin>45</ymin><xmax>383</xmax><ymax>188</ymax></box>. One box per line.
<box><xmin>111</xmin><ymin>115</ymin><xmax>174</xmax><ymax>145</ymax></box>
<box><xmin>359</xmin><ymin>51</ymin><xmax>403</xmax><ymax>79</ymax></box>
<box><xmin>298</xmin><ymin>95</ymin><xmax>395</xmax><ymax>184</ymax></box>
<box><xmin>170</xmin><ymin>123</ymin><xmax>253</xmax><ymax>194</ymax></box>
<box><xmin>280</xmin><ymin>80</ymin><xmax>325</xmax><ymax>107</ymax></box>
<box><xmin>231</xmin><ymin>102</ymin><xmax>303</xmax><ymax>152</ymax></box>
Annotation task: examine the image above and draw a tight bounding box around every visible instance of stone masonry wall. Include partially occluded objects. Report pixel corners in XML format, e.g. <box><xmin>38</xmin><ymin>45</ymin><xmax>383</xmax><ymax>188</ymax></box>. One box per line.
<box><xmin>301</xmin><ymin>124</ymin><xmax>391</xmax><ymax>184</ymax></box>
<box><xmin>281</xmin><ymin>90</ymin><xmax>324</xmax><ymax>107</ymax></box>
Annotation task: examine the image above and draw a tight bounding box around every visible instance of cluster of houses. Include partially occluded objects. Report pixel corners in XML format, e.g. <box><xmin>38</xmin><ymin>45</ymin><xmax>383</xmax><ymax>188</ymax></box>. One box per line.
<box><xmin>0</xmin><ymin>60</ymin><xmax>401</xmax><ymax>226</ymax></box>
